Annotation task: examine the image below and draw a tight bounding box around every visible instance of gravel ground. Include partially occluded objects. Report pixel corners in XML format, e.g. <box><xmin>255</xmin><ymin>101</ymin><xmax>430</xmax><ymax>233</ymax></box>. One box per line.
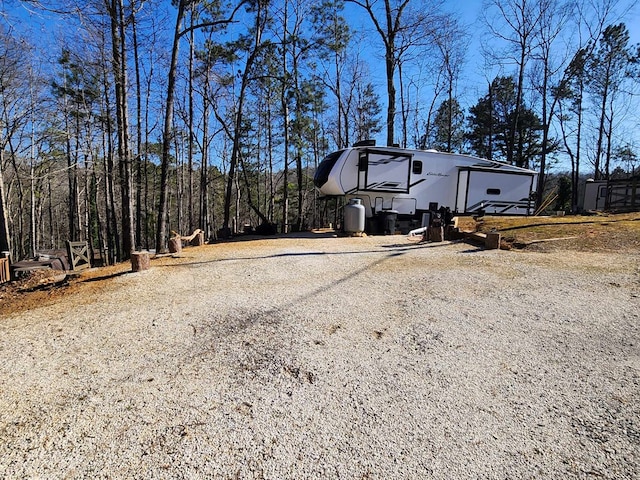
<box><xmin>0</xmin><ymin>234</ymin><xmax>639</xmax><ymax>479</ymax></box>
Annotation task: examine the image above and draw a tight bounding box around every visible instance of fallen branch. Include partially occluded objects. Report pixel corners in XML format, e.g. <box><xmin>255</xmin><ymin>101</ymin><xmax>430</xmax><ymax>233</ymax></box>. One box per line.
<box><xmin>172</xmin><ymin>229</ymin><xmax>204</xmax><ymax>242</ymax></box>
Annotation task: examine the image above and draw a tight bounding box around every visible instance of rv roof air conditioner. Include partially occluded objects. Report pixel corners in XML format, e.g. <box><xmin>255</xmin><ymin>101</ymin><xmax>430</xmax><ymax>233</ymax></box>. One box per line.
<box><xmin>353</xmin><ymin>139</ymin><xmax>376</xmax><ymax>147</ymax></box>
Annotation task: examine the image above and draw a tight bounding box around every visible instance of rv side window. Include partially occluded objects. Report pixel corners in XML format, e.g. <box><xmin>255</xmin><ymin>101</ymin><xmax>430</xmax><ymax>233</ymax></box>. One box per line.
<box><xmin>358</xmin><ymin>153</ymin><xmax>368</xmax><ymax>171</ymax></box>
<box><xmin>487</xmin><ymin>188</ymin><xmax>501</xmax><ymax>195</ymax></box>
<box><xmin>412</xmin><ymin>160</ymin><xmax>422</xmax><ymax>174</ymax></box>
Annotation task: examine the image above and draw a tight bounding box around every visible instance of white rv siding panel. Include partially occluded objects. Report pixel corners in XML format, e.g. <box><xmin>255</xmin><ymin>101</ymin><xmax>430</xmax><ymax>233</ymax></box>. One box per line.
<box><xmin>391</xmin><ymin>197</ymin><xmax>417</xmax><ymax>215</ymax></box>
<box><xmin>465</xmin><ymin>171</ymin><xmax>533</xmax><ymax>214</ymax></box>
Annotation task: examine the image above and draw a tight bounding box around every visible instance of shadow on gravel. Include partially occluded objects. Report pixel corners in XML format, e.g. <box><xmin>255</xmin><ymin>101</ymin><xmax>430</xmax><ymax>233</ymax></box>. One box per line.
<box><xmin>156</xmin><ymin>244</ymin><xmax>416</xmax><ymax>319</ymax></box>
<box><xmin>80</xmin><ymin>270</ymin><xmax>131</xmax><ymax>283</ymax></box>
<box><xmin>380</xmin><ymin>241</ymin><xmax>462</xmax><ymax>251</ymax></box>
<box><xmin>158</xmin><ymin>246</ymin><xmax>417</xmax><ymax>342</ymax></box>
<box><xmin>155</xmin><ymin>247</ymin><xmax>415</xmax><ymax>268</ymax></box>
<box><xmin>155</xmin><ymin>250</ymin><xmax>367</xmax><ymax>268</ymax></box>
<box><xmin>211</xmin><ymin>230</ymin><xmax>339</xmax><ymax>244</ymax></box>
<box><xmin>284</xmin><ymin>253</ymin><xmax>404</xmax><ymax>309</ymax></box>
<box><xmin>157</xmin><ymin>240</ymin><xmax>480</xmax><ymax>339</ymax></box>
<box><xmin>161</xmin><ymin>239</ymin><xmax>462</xmax><ymax>269</ymax></box>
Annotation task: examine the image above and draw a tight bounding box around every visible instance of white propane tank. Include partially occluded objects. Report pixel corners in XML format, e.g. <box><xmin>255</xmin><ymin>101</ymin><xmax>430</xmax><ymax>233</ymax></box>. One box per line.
<box><xmin>344</xmin><ymin>198</ymin><xmax>365</xmax><ymax>234</ymax></box>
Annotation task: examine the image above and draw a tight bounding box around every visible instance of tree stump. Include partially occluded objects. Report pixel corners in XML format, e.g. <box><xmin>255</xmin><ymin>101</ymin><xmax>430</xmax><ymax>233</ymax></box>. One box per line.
<box><xmin>168</xmin><ymin>236</ymin><xmax>182</xmax><ymax>254</ymax></box>
<box><xmin>131</xmin><ymin>251</ymin><xmax>150</xmax><ymax>272</ymax></box>
<box><xmin>428</xmin><ymin>225</ymin><xmax>444</xmax><ymax>242</ymax></box>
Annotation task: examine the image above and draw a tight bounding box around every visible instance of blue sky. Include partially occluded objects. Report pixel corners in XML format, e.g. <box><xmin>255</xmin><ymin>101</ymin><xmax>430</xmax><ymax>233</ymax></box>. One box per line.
<box><xmin>5</xmin><ymin>0</ymin><xmax>638</xmax><ymax>103</ymax></box>
<box><xmin>3</xmin><ymin>0</ymin><xmax>639</xmax><ymax>172</ymax></box>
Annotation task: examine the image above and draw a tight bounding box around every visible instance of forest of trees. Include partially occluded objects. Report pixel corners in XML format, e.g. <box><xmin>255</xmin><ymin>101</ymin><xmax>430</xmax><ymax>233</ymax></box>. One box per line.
<box><xmin>0</xmin><ymin>0</ymin><xmax>638</xmax><ymax>265</ymax></box>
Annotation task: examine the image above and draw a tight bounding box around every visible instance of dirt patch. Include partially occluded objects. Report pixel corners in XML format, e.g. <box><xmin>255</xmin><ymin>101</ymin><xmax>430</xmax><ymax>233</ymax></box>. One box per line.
<box><xmin>476</xmin><ymin>212</ymin><xmax>640</xmax><ymax>253</ymax></box>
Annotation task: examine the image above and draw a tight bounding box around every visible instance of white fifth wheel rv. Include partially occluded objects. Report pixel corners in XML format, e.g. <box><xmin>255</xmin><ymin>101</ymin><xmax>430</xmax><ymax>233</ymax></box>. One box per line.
<box><xmin>314</xmin><ymin>141</ymin><xmax>537</xmax><ymax>233</ymax></box>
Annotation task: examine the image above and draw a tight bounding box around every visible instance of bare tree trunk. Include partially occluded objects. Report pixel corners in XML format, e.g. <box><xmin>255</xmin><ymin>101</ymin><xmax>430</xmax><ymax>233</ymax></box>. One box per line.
<box><xmin>104</xmin><ymin>124</ymin><xmax>120</xmax><ymax>264</ymax></box>
<box><xmin>143</xmin><ymin>45</ymin><xmax>154</xmax><ymax>250</ymax></box>
<box><xmin>99</xmin><ymin>39</ymin><xmax>120</xmax><ymax>264</ymax></box>
<box><xmin>9</xmin><ymin>142</ymin><xmax>27</xmax><ymax>258</ymax></box>
<box><xmin>605</xmin><ymin>98</ymin><xmax>614</xmax><ymax>185</ymax></box>
<box><xmin>83</xmin><ymin>153</ymin><xmax>92</xmax><ymax>260</ymax></box>
<box><xmin>92</xmin><ymin>168</ymin><xmax>106</xmax><ymax>266</ymax></box>
<box><xmin>108</xmin><ymin>0</ymin><xmax>135</xmax><ymax>258</ymax></box>
<box><xmin>594</xmin><ymin>80</ymin><xmax>609</xmax><ymax>180</ymax></box>
<box><xmin>65</xmin><ymin>115</ymin><xmax>78</xmax><ymax>243</ymax></box>
<box><xmin>74</xmin><ymin>119</ymin><xmax>82</xmax><ymax>241</ymax></box>
<box><xmin>536</xmin><ymin>41</ymin><xmax>551</xmax><ymax>207</ymax></box>
<box><xmin>488</xmin><ymin>82</ymin><xmax>493</xmax><ymax>160</ymax></box>
<box><xmin>132</xmin><ymin>2</ymin><xmax>144</xmax><ymax>250</ymax></box>
<box><xmin>29</xmin><ymin>104</ymin><xmax>37</xmax><ymax>256</ymax></box>
<box><xmin>188</xmin><ymin>16</ymin><xmax>195</xmax><ymax>233</ymax></box>
<box><xmin>200</xmin><ymin>85</ymin><xmax>210</xmax><ymax>238</ymax></box>
<box><xmin>573</xmin><ymin>103</ymin><xmax>582</xmax><ymax>213</ymax></box>
<box><xmin>223</xmin><ymin>0</ymin><xmax>266</xmax><ymax>232</ymax></box>
<box><xmin>175</xmin><ymin>130</ymin><xmax>184</xmax><ymax>234</ymax></box>
<box><xmin>334</xmin><ymin>47</ymin><xmax>344</xmax><ymax>148</ymax></box>
<box><xmin>445</xmin><ymin>62</ymin><xmax>455</xmax><ymax>152</ymax></box>
<box><xmin>281</xmin><ymin>1</ymin><xmax>290</xmax><ymax>234</ymax></box>
<box><xmin>398</xmin><ymin>61</ymin><xmax>407</xmax><ymax>148</ymax></box>
<box><xmin>48</xmin><ymin>177</ymin><xmax>54</xmax><ymax>249</ymax></box>
<box><xmin>268</xmin><ymin>102</ymin><xmax>275</xmax><ymax>223</ymax></box>
<box><xmin>385</xmin><ymin>40</ymin><xmax>396</xmax><ymax>146</ymax></box>
<box><xmin>156</xmin><ymin>0</ymin><xmax>187</xmax><ymax>253</ymax></box>
<box><xmin>157</xmin><ymin>0</ymin><xmax>244</xmax><ymax>249</ymax></box>
<box><xmin>509</xmin><ymin>43</ymin><xmax>527</xmax><ymax>167</ymax></box>
<box><xmin>0</xmin><ymin>150</ymin><xmax>10</xmax><ymax>254</ymax></box>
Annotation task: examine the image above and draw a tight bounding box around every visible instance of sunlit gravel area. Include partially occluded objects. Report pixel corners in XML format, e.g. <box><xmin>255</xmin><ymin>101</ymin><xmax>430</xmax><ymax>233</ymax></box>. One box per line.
<box><xmin>1</xmin><ymin>234</ymin><xmax>639</xmax><ymax>479</ymax></box>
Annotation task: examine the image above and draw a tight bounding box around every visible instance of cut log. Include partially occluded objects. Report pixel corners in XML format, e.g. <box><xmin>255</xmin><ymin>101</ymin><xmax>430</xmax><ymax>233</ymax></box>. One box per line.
<box><xmin>428</xmin><ymin>225</ymin><xmax>444</xmax><ymax>242</ymax></box>
<box><xmin>131</xmin><ymin>251</ymin><xmax>150</xmax><ymax>271</ymax></box>
<box><xmin>168</xmin><ymin>229</ymin><xmax>204</xmax><ymax>250</ymax></box>
<box><xmin>485</xmin><ymin>232</ymin><xmax>501</xmax><ymax>250</ymax></box>
<box><xmin>168</xmin><ymin>236</ymin><xmax>182</xmax><ymax>254</ymax></box>
<box><xmin>190</xmin><ymin>231</ymin><xmax>205</xmax><ymax>246</ymax></box>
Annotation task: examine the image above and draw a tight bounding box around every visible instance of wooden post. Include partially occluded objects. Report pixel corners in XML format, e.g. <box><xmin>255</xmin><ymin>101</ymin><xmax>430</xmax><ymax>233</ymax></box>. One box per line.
<box><xmin>131</xmin><ymin>251</ymin><xmax>150</xmax><ymax>271</ymax></box>
<box><xmin>485</xmin><ymin>232</ymin><xmax>501</xmax><ymax>250</ymax></box>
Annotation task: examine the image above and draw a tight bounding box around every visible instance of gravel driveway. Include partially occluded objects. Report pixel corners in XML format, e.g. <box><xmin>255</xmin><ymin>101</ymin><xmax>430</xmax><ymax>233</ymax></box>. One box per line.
<box><xmin>1</xmin><ymin>234</ymin><xmax>638</xmax><ymax>479</ymax></box>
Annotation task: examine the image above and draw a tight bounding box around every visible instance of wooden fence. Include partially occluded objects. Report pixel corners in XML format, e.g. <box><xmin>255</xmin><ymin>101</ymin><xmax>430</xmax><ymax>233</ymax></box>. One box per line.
<box><xmin>66</xmin><ymin>241</ymin><xmax>91</xmax><ymax>272</ymax></box>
